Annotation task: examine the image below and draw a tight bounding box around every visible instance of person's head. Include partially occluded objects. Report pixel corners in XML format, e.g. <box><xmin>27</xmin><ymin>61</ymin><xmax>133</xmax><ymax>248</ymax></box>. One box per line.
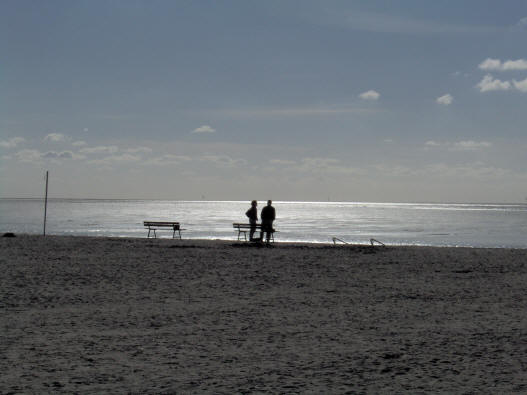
<box><xmin>251</xmin><ymin>200</ymin><xmax>257</xmax><ymax>207</ymax></box>
<box><xmin>267</xmin><ymin>200</ymin><xmax>272</xmax><ymax>206</ymax></box>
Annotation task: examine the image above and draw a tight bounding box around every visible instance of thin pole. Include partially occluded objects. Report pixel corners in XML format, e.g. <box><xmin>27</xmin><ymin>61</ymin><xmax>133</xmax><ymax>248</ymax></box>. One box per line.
<box><xmin>43</xmin><ymin>170</ymin><xmax>49</xmax><ymax>236</ymax></box>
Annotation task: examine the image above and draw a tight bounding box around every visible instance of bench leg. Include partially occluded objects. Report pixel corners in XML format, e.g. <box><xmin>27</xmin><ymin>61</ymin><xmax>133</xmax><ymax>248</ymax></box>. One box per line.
<box><xmin>147</xmin><ymin>228</ymin><xmax>151</xmax><ymax>238</ymax></box>
<box><xmin>171</xmin><ymin>228</ymin><xmax>182</xmax><ymax>239</ymax></box>
<box><xmin>237</xmin><ymin>231</ymin><xmax>247</xmax><ymax>241</ymax></box>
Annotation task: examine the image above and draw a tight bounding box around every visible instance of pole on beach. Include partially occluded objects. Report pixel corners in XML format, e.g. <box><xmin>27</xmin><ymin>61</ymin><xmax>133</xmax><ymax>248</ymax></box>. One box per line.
<box><xmin>43</xmin><ymin>170</ymin><xmax>49</xmax><ymax>236</ymax></box>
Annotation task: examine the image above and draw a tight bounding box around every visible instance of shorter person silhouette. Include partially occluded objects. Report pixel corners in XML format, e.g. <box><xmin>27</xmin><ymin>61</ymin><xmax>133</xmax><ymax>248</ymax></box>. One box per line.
<box><xmin>260</xmin><ymin>200</ymin><xmax>275</xmax><ymax>243</ymax></box>
<box><xmin>245</xmin><ymin>200</ymin><xmax>259</xmax><ymax>241</ymax></box>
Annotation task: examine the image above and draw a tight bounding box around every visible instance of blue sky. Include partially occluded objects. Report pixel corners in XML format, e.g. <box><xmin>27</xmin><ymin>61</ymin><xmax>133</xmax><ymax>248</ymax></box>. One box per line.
<box><xmin>2</xmin><ymin>0</ymin><xmax>527</xmax><ymax>202</ymax></box>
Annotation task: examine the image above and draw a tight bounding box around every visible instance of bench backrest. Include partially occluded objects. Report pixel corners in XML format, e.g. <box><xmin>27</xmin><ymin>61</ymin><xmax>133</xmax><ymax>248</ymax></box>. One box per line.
<box><xmin>233</xmin><ymin>223</ymin><xmax>256</xmax><ymax>228</ymax></box>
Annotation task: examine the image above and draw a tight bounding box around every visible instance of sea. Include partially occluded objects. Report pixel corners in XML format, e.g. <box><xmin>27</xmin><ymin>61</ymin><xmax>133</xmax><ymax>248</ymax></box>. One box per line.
<box><xmin>1</xmin><ymin>199</ymin><xmax>526</xmax><ymax>248</ymax></box>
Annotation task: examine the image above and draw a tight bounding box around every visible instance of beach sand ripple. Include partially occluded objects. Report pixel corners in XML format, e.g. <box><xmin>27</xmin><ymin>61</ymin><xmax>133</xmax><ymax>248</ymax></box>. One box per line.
<box><xmin>1</xmin><ymin>236</ymin><xmax>526</xmax><ymax>393</ymax></box>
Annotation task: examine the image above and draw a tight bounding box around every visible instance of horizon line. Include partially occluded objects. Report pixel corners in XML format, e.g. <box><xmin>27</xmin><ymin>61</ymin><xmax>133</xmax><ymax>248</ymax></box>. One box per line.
<box><xmin>1</xmin><ymin>197</ymin><xmax>526</xmax><ymax>206</ymax></box>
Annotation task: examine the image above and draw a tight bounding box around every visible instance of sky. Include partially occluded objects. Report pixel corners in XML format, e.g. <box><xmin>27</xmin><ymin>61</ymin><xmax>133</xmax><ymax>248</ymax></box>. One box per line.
<box><xmin>2</xmin><ymin>0</ymin><xmax>527</xmax><ymax>203</ymax></box>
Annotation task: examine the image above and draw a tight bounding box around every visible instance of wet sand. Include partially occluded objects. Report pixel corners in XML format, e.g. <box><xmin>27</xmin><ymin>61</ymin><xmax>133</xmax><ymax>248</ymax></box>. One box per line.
<box><xmin>1</xmin><ymin>235</ymin><xmax>526</xmax><ymax>393</ymax></box>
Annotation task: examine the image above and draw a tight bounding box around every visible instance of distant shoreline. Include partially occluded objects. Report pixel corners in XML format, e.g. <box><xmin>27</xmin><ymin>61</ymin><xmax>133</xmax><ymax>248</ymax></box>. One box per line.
<box><xmin>3</xmin><ymin>233</ymin><xmax>527</xmax><ymax>251</ymax></box>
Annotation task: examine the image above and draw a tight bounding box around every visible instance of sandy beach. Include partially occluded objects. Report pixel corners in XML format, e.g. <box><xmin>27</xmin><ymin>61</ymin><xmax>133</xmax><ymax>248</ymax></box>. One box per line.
<box><xmin>1</xmin><ymin>235</ymin><xmax>526</xmax><ymax>393</ymax></box>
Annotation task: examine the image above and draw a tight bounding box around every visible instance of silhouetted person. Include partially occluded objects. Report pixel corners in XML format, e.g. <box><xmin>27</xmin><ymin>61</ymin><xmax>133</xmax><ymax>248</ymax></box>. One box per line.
<box><xmin>260</xmin><ymin>200</ymin><xmax>275</xmax><ymax>243</ymax></box>
<box><xmin>245</xmin><ymin>200</ymin><xmax>258</xmax><ymax>241</ymax></box>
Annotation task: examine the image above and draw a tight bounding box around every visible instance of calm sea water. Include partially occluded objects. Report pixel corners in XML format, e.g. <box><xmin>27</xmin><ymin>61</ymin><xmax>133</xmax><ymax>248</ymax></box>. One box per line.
<box><xmin>1</xmin><ymin>199</ymin><xmax>526</xmax><ymax>248</ymax></box>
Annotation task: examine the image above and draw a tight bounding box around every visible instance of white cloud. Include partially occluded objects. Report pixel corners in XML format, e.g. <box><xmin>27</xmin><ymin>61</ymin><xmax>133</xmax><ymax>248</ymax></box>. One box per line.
<box><xmin>478</xmin><ymin>58</ymin><xmax>527</xmax><ymax>71</ymax></box>
<box><xmin>478</xmin><ymin>58</ymin><xmax>502</xmax><ymax>71</ymax></box>
<box><xmin>144</xmin><ymin>154</ymin><xmax>192</xmax><ymax>166</ymax></box>
<box><xmin>475</xmin><ymin>55</ymin><xmax>527</xmax><ymax>93</ymax></box>
<box><xmin>13</xmin><ymin>148</ymin><xmax>82</xmax><ymax>162</ymax></box>
<box><xmin>44</xmin><ymin>133</ymin><xmax>67</xmax><ymax>142</ymax></box>
<box><xmin>503</xmin><ymin>59</ymin><xmax>527</xmax><ymax>71</ymax></box>
<box><xmin>300</xmin><ymin>157</ymin><xmax>339</xmax><ymax>168</ymax></box>
<box><xmin>476</xmin><ymin>74</ymin><xmax>511</xmax><ymax>92</ymax></box>
<box><xmin>425</xmin><ymin>140</ymin><xmax>442</xmax><ymax>147</ymax></box>
<box><xmin>88</xmin><ymin>153</ymin><xmax>141</xmax><ymax>165</ymax></box>
<box><xmin>450</xmin><ymin>141</ymin><xmax>492</xmax><ymax>151</ymax></box>
<box><xmin>436</xmin><ymin>94</ymin><xmax>453</xmax><ymax>105</ymax></box>
<box><xmin>84</xmin><ymin>146</ymin><xmax>151</xmax><ymax>157</ymax></box>
<box><xmin>359</xmin><ymin>90</ymin><xmax>380</xmax><ymax>101</ymax></box>
<box><xmin>476</xmin><ymin>74</ymin><xmax>527</xmax><ymax>93</ymax></box>
<box><xmin>72</xmin><ymin>140</ymin><xmax>87</xmax><ymax>147</ymax></box>
<box><xmin>42</xmin><ymin>151</ymin><xmax>75</xmax><ymax>159</ymax></box>
<box><xmin>199</xmin><ymin>155</ymin><xmax>246</xmax><ymax>167</ymax></box>
<box><xmin>14</xmin><ymin>149</ymin><xmax>42</xmax><ymax>163</ymax></box>
<box><xmin>269</xmin><ymin>159</ymin><xmax>297</xmax><ymax>166</ymax></box>
<box><xmin>79</xmin><ymin>145</ymin><xmax>119</xmax><ymax>154</ymax></box>
<box><xmin>125</xmin><ymin>146</ymin><xmax>153</xmax><ymax>154</ymax></box>
<box><xmin>192</xmin><ymin>125</ymin><xmax>216</xmax><ymax>134</ymax></box>
<box><xmin>425</xmin><ymin>140</ymin><xmax>492</xmax><ymax>151</ymax></box>
<box><xmin>512</xmin><ymin>77</ymin><xmax>527</xmax><ymax>93</ymax></box>
<box><xmin>0</xmin><ymin>137</ymin><xmax>25</xmax><ymax>148</ymax></box>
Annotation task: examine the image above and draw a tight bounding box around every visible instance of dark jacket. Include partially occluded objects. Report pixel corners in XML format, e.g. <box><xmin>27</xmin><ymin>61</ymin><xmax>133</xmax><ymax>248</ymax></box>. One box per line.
<box><xmin>261</xmin><ymin>206</ymin><xmax>275</xmax><ymax>223</ymax></box>
<box><xmin>246</xmin><ymin>207</ymin><xmax>258</xmax><ymax>223</ymax></box>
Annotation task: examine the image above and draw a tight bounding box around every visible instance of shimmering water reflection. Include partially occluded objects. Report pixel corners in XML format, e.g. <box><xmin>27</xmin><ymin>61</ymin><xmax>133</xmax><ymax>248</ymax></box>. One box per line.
<box><xmin>1</xmin><ymin>199</ymin><xmax>526</xmax><ymax>248</ymax></box>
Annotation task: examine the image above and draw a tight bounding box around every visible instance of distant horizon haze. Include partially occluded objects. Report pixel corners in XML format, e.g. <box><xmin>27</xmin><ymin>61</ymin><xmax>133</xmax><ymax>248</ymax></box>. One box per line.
<box><xmin>2</xmin><ymin>196</ymin><xmax>526</xmax><ymax>206</ymax></box>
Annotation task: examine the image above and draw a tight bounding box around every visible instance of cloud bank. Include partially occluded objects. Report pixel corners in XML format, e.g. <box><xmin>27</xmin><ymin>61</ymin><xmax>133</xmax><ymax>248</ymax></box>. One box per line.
<box><xmin>479</xmin><ymin>58</ymin><xmax>527</xmax><ymax>71</ymax></box>
<box><xmin>425</xmin><ymin>140</ymin><xmax>492</xmax><ymax>151</ymax></box>
<box><xmin>451</xmin><ymin>141</ymin><xmax>492</xmax><ymax>151</ymax></box>
<box><xmin>44</xmin><ymin>133</ymin><xmax>67</xmax><ymax>142</ymax></box>
<box><xmin>0</xmin><ymin>137</ymin><xmax>25</xmax><ymax>148</ymax></box>
<box><xmin>476</xmin><ymin>75</ymin><xmax>511</xmax><ymax>92</ymax></box>
<box><xmin>513</xmin><ymin>77</ymin><xmax>527</xmax><ymax>92</ymax></box>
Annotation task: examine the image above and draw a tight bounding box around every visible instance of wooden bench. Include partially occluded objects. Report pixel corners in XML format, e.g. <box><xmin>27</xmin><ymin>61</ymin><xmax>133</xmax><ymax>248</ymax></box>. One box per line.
<box><xmin>144</xmin><ymin>221</ymin><xmax>182</xmax><ymax>239</ymax></box>
<box><xmin>233</xmin><ymin>223</ymin><xmax>275</xmax><ymax>242</ymax></box>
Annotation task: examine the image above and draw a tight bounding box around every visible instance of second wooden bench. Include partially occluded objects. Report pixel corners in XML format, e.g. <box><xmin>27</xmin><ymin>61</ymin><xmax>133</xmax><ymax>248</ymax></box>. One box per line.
<box><xmin>144</xmin><ymin>221</ymin><xmax>183</xmax><ymax>239</ymax></box>
<box><xmin>233</xmin><ymin>223</ymin><xmax>275</xmax><ymax>242</ymax></box>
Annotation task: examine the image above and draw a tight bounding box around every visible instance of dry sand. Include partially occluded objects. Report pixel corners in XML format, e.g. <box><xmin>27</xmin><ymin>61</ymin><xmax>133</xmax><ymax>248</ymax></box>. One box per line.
<box><xmin>1</xmin><ymin>235</ymin><xmax>526</xmax><ymax>394</ymax></box>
